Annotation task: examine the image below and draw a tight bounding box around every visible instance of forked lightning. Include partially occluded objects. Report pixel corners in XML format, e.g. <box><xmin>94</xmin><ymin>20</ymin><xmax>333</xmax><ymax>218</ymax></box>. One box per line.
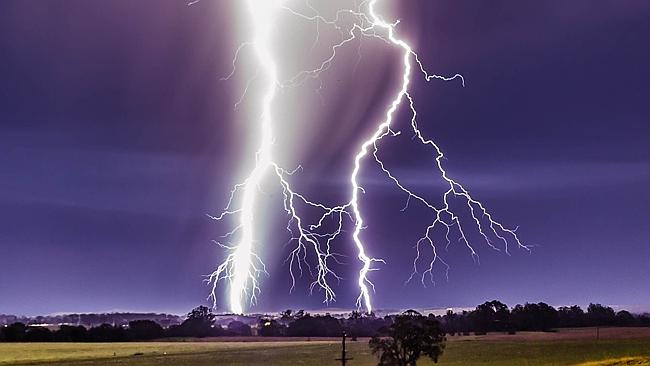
<box><xmin>207</xmin><ymin>0</ymin><xmax>528</xmax><ymax>314</ymax></box>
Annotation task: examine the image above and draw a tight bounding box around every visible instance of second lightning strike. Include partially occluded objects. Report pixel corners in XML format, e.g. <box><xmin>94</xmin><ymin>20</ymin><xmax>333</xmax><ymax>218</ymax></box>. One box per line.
<box><xmin>208</xmin><ymin>0</ymin><xmax>528</xmax><ymax>314</ymax></box>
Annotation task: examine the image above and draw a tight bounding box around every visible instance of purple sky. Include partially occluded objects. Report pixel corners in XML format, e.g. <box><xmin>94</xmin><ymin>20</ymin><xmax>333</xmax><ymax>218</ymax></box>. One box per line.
<box><xmin>1</xmin><ymin>0</ymin><xmax>649</xmax><ymax>316</ymax></box>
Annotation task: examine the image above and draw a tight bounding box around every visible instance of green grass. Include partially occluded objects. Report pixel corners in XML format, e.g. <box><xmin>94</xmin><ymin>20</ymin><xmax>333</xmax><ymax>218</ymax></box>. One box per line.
<box><xmin>439</xmin><ymin>340</ymin><xmax>650</xmax><ymax>366</ymax></box>
<box><xmin>2</xmin><ymin>338</ymin><xmax>650</xmax><ymax>365</ymax></box>
<box><xmin>0</xmin><ymin>342</ymin><xmax>342</xmax><ymax>365</ymax></box>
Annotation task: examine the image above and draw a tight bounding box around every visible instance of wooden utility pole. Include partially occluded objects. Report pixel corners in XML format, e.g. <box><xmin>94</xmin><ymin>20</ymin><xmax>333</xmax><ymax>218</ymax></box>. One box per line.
<box><xmin>335</xmin><ymin>331</ymin><xmax>353</xmax><ymax>365</ymax></box>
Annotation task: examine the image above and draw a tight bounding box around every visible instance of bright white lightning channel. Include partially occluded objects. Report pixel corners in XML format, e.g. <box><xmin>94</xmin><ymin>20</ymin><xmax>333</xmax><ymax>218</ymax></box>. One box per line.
<box><xmin>208</xmin><ymin>0</ymin><xmax>279</xmax><ymax>316</ymax></box>
<box><xmin>208</xmin><ymin>0</ymin><xmax>348</xmax><ymax>314</ymax></box>
<box><xmin>208</xmin><ymin>0</ymin><xmax>528</xmax><ymax>314</ymax></box>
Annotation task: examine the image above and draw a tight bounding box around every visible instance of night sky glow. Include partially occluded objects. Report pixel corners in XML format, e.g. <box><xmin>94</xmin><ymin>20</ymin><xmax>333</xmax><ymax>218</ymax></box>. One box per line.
<box><xmin>1</xmin><ymin>1</ymin><xmax>649</xmax><ymax>316</ymax></box>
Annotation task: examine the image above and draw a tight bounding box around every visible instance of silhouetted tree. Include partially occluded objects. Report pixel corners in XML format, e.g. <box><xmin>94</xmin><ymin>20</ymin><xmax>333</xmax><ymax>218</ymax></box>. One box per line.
<box><xmin>25</xmin><ymin>327</ymin><xmax>53</xmax><ymax>342</ymax></box>
<box><xmin>536</xmin><ymin>302</ymin><xmax>558</xmax><ymax>331</ymax></box>
<box><xmin>280</xmin><ymin>310</ymin><xmax>293</xmax><ymax>321</ymax></box>
<box><xmin>441</xmin><ymin>310</ymin><xmax>458</xmax><ymax>336</ymax></box>
<box><xmin>258</xmin><ymin>318</ymin><xmax>285</xmax><ymax>336</ymax></box>
<box><xmin>586</xmin><ymin>303</ymin><xmax>616</xmax><ymax>327</ymax></box>
<box><xmin>175</xmin><ymin>306</ymin><xmax>219</xmax><ymax>337</ymax></box>
<box><xmin>557</xmin><ymin>305</ymin><xmax>585</xmax><ymax>328</ymax></box>
<box><xmin>2</xmin><ymin>323</ymin><xmax>27</xmax><ymax>342</ymax></box>
<box><xmin>2</xmin><ymin>301</ymin><xmax>645</xmax><ymax>344</ymax></box>
<box><xmin>278</xmin><ymin>309</ymin><xmax>304</xmax><ymax>325</ymax></box>
<box><xmin>615</xmin><ymin>310</ymin><xmax>636</xmax><ymax>327</ymax></box>
<box><xmin>187</xmin><ymin>306</ymin><xmax>215</xmax><ymax>322</ymax></box>
<box><xmin>511</xmin><ymin>302</ymin><xmax>557</xmax><ymax>331</ymax></box>
<box><xmin>458</xmin><ymin>311</ymin><xmax>472</xmax><ymax>335</ymax></box>
<box><xmin>347</xmin><ymin>310</ymin><xmax>363</xmax><ymax>338</ymax></box>
<box><xmin>471</xmin><ymin>300</ymin><xmax>510</xmax><ymax>333</ymax></box>
<box><xmin>638</xmin><ymin>314</ymin><xmax>650</xmax><ymax>326</ymax></box>
<box><xmin>54</xmin><ymin>325</ymin><xmax>88</xmax><ymax>342</ymax></box>
<box><xmin>128</xmin><ymin>320</ymin><xmax>164</xmax><ymax>340</ymax></box>
<box><xmin>88</xmin><ymin>324</ymin><xmax>126</xmax><ymax>342</ymax></box>
<box><xmin>227</xmin><ymin>321</ymin><xmax>252</xmax><ymax>336</ymax></box>
<box><xmin>287</xmin><ymin>314</ymin><xmax>342</xmax><ymax>337</ymax></box>
<box><xmin>346</xmin><ymin>311</ymin><xmax>386</xmax><ymax>338</ymax></box>
<box><xmin>370</xmin><ymin>310</ymin><xmax>445</xmax><ymax>365</ymax></box>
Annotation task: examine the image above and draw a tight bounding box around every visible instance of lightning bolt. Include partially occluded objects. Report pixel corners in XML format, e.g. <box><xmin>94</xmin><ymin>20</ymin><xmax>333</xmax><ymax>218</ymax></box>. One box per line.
<box><xmin>206</xmin><ymin>0</ymin><xmax>279</xmax><ymax>315</ymax></box>
<box><xmin>349</xmin><ymin>0</ymin><xmax>529</xmax><ymax>308</ymax></box>
<box><xmin>208</xmin><ymin>0</ymin><xmax>528</xmax><ymax>314</ymax></box>
<box><xmin>208</xmin><ymin>0</ymin><xmax>348</xmax><ymax>314</ymax></box>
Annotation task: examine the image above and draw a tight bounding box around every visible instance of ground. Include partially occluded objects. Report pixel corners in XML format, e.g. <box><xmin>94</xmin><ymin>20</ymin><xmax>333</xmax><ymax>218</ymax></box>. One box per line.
<box><xmin>1</xmin><ymin>327</ymin><xmax>649</xmax><ymax>365</ymax></box>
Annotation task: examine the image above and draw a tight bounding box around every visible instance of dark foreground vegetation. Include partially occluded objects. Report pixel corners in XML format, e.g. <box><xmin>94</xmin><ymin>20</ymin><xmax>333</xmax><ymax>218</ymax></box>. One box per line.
<box><xmin>2</xmin><ymin>301</ymin><xmax>648</xmax><ymax>342</ymax></box>
<box><xmin>370</xmin><ymin>310</ymin><xmax>446</xmax><ymax>365</ymax></box>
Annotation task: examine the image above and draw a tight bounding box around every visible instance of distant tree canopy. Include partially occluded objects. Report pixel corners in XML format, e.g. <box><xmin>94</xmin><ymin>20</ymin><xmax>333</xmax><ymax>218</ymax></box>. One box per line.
<box><xmin>557</xmin><ymin>305</ymin><xmax>585</xmax><ymax>328</ymax></box>
<box><xmin>586</xmin><ymin>303</ymin><xmax>616</xmax><ymax>326</ymax></box>
<box><xmin>471</xmin><ymin>300</ymin><xmax>510</xmax><ymax>333</ymax></box>
<box><xmin>128</xmin><ymin>320</ymin><xmax>164</xmax><ymax>340</ymax></box>
<box><xmin>168</xmin><ymin>306</ymin><xmax>219</xmax><ymax>338</ymax></box>
<box><xmin>511</xmin><ymin>302</ymin><xmax>558</xmax><ymax>331</ymax></box>
<box><xmin>280</xmin><ymin>309</ymin><xmax>294</xmax><ymax>321</ymax></box>
<box><xmin>287</xmin><ymin>314</ymin><xmax>342</xmax><ymax>337</ymax></box>
<box><xmin>370</xmin><ymin>310</ymin><xmax>446</xmax><ymax>365</ymax></box>
<box><xmin>440</xmin><ymin>301</ymin><xmax>650</xmax><ymax>336</ymax></box>
<box><xmin>346</xmin><ymin>311</ymin><xmax>386</xmax><ymax>338</ymax></box>
<box><xmin>227</xmin><ymin>321</ymin><xmax>252</xmax><ymax>336</ymax></box>
<box><xmin>87</xmin><ymin>323</ymin><xmax>126</xmax><ymax>342</ymax></box>
<box><xmin>2</xmin><ymin>323</ymin><xmax>27</xmax><ymax>342</ymax></box>
<box><xmin>2</xmin><ymin>302</ymin><xmax>649</xmax><ymax>343</ymax></box>
<box><xmin>186</xmin><ymin>306</ymin><xmax>215</xmax><ymax>322</ymax></box>
<box><xmin>278</xmin><ymin>309</ymin><xmax>305</xmax><ymax>326</ymax></box>
<box><xmin>55</xmin><ymin>325</ymin><xmax>88</xmax><ymax>342</ymax></box>
<box><xmin>258</xmin><ymin>318</ymin><xmax>285</xmax><ymax>337</ymax></box>
<box><xmin>615</xmin><ymin>310</ymin><xmax>636</xmax><ymax>327</ymax></box>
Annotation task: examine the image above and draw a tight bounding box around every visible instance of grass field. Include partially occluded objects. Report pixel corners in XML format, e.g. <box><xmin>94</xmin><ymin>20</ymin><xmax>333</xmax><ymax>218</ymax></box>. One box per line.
<box><xmin>1</xmin><ymin>328</ymin><xmax>649</xmax><ymax>366</ymax></box>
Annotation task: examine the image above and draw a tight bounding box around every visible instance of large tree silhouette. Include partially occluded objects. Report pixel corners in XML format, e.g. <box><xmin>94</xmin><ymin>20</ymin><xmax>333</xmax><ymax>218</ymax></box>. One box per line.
<box><xmin>370</xmin><ymin>310</ymin><xmax>446</xmax><ymax>365</ymax></box>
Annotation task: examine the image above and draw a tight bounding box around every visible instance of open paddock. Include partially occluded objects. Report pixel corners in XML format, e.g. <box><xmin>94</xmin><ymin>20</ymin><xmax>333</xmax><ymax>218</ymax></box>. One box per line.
<box><xmin>1</xmin><ymin>327</ymin><xmax>649</xmax><ymax>366</ymax></box>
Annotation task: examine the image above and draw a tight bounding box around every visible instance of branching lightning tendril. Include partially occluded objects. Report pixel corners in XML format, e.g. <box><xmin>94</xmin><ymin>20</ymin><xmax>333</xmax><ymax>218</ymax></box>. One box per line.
<box><xmin>207</xmin><ymin>0</ymin><xmax>528</xmax><ymax>314</ymax></box>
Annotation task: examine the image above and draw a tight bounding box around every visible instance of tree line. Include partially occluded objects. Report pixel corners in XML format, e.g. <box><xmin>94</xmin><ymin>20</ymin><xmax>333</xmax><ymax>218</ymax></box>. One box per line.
<box><xmin>0</xmin><ymin>312</ymin><xmax>181</xmax><ymax>328</ymax></box>
<box><xmin>2</xmin><ymin>301</ymin><xmax>649</xmax><ymax>342</ymax></box>
<box><xmin>441</xmin><ymin>301</ymin><xmax>648</xmax><ymax>335</ymax></box>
